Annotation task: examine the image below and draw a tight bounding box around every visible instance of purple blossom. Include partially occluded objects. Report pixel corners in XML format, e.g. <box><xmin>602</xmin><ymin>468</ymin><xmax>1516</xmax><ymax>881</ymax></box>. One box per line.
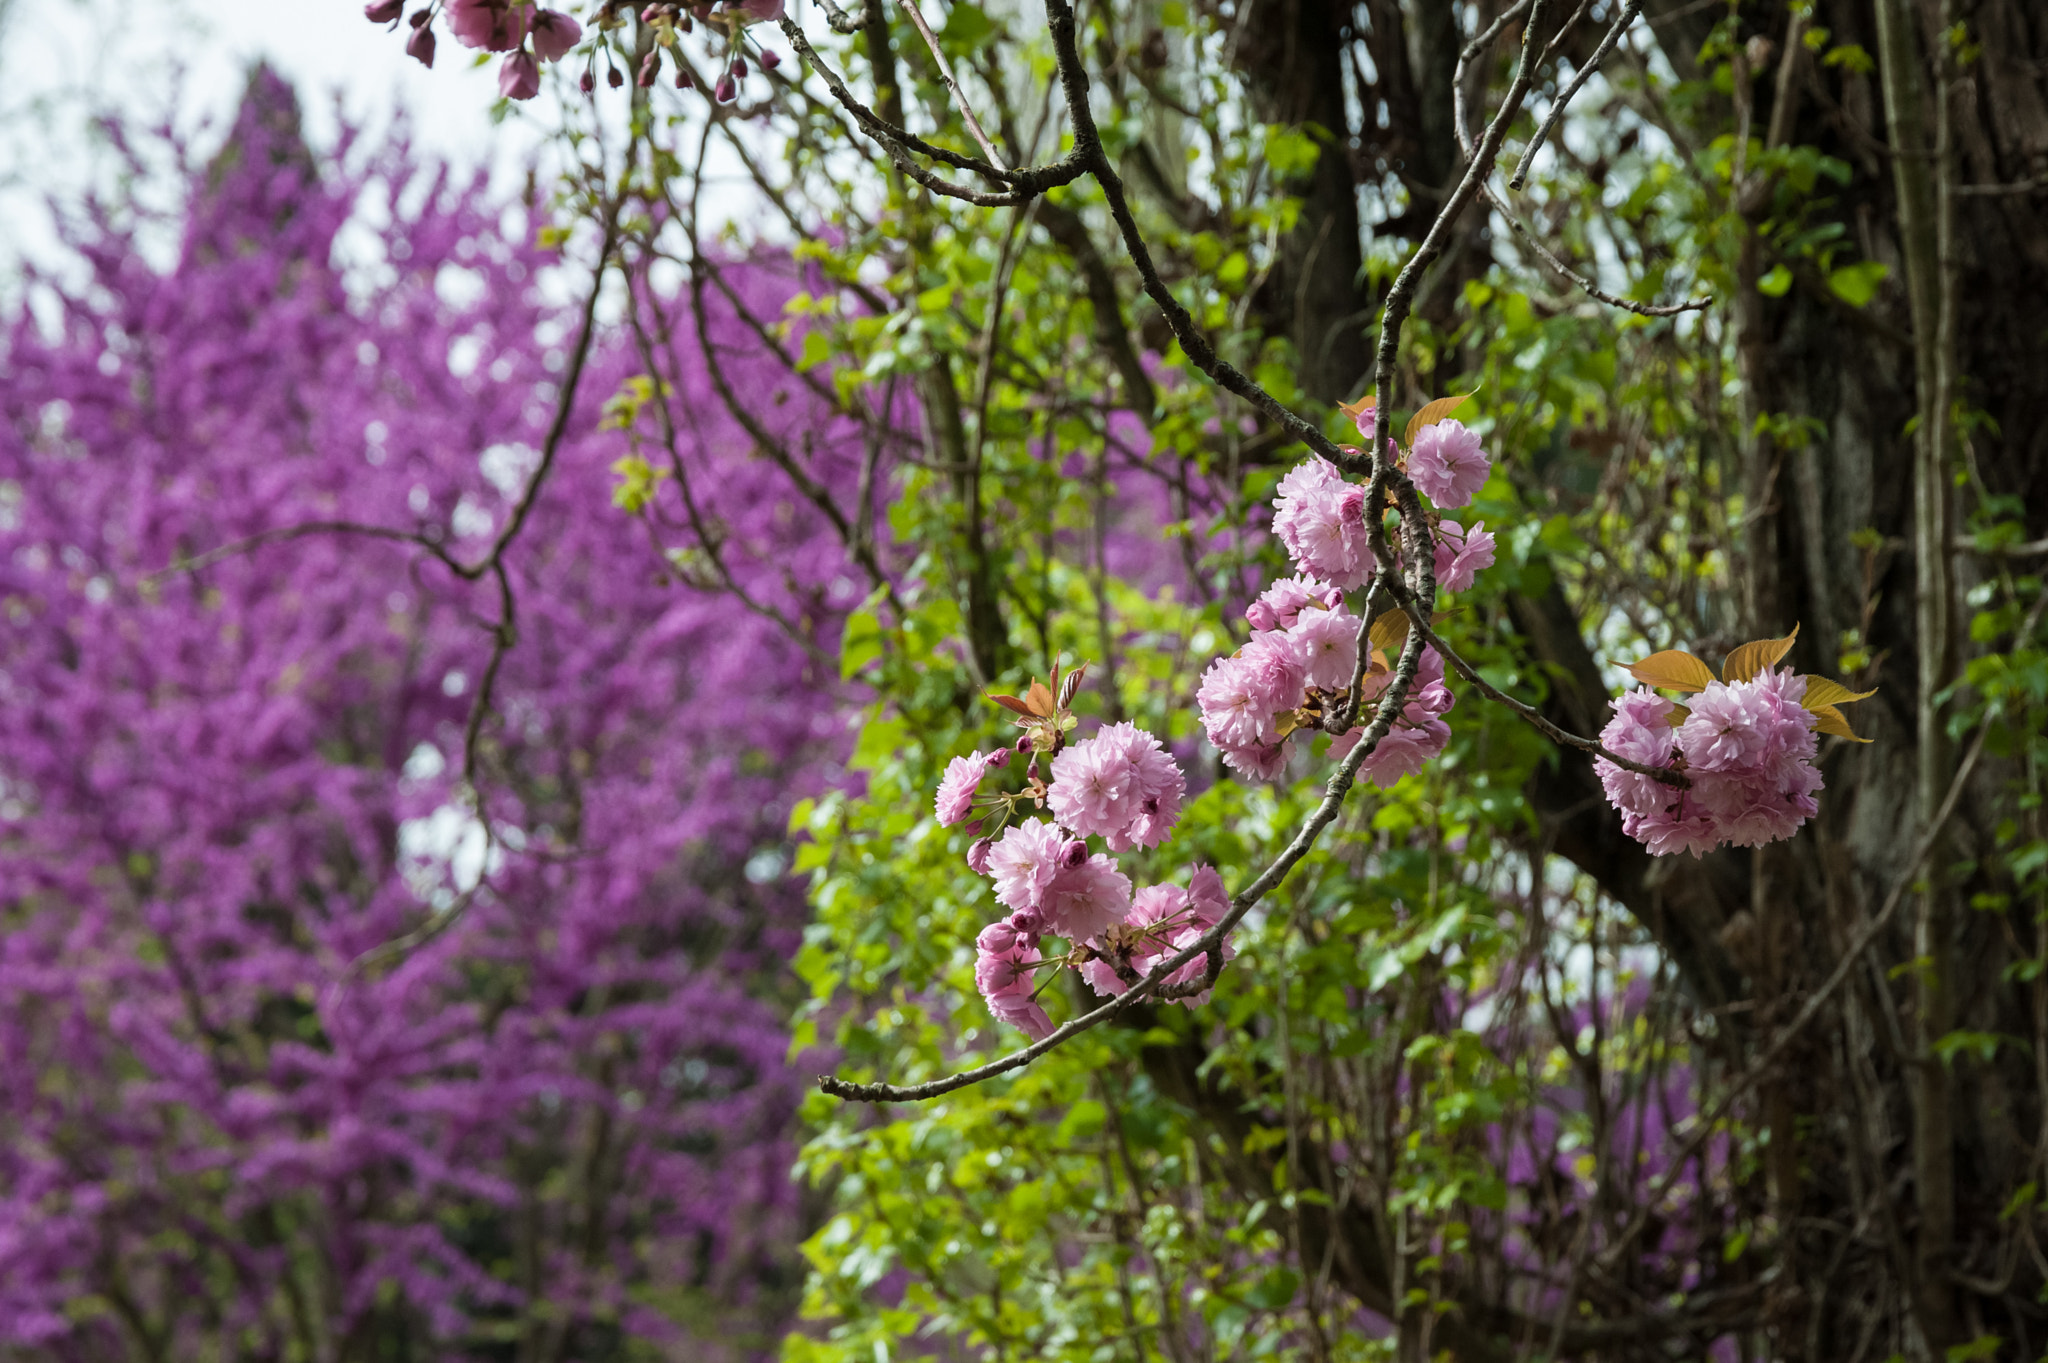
<box><xmin>0</xmin><ymin>72</ymin><xmax>882</xmax><ymax>1355</ymax></box>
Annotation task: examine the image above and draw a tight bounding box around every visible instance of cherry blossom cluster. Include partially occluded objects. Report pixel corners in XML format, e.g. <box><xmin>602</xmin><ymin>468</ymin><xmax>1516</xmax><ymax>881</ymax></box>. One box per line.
<box><xmin>934</xmin><ymin>668</ymin><xmax>1228</xmax><ymax>1039</ymax></box>
<box><xmin>1592</xmin><ymin>633</ymin><xmax>1872</xmax><ymax>857</ymax></box>
<box><xmin>367</xmin><ymin>0</ymin><xmax>783</xmax><ymax>103</ymax></box>
<box><xmin>1596</xmin><ymin>675</ymin><xmax>1823</xmax><ymax>856</ymax></box>
<box><xmin>1197</xmin><ymin>405</ymin><xmax>1497</xmax><ymax>785</ymax></box>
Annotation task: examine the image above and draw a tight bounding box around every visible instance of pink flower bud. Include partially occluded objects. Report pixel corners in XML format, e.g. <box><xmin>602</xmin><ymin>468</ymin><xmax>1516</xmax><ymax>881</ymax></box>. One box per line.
<box><xmin>365</xmin><ymin>0</ymin><xmax>404</xmax><ymax>22</ymax></box>
<box><xmin>1060</xmin><ymin>839</ymin><xmax>1087</xmax><ymax>869</ymax></box>
<box><xmin>1015</xmin><ymin>734</ymin><xmax>1032</xmax><ymax>754</ymax></box>
<box><xmin>409</xmin><ymin>8</ymin><xmax>431</xmax><ymax>25</ymax></box>
<box><xmin>1008</xmin><ymin>908</ymin><xmax>1044</xmax><ymax>938</ymax></box>
<box><xmin>498</xmin><ymin>50</ymin><xmax>541</xmax><ymax>100</ymax></box>
<box><xmin>608</xmin><ymin>63</ymin><xmax>626</xmax><ymax>87</ymax></box>
<box><xmin>731</xmin><ymin>56</ymin><xmax>748</xmax><ymax>78</ymax></box>
<box><xmin>637</xmin><ymin>50</ymin><xmax>660</xmax><ymax>87</ymax></box>
<box><xmin>405</xmin><ymin>23</ymin><xmax>437</xmax><ymax>66</ymax></box>
<box><xmin>977</xmin><ymin>920</ymin><xmax>1019</xmax><ymax>954</ymax></box>
<box><xmin>641</xmin><ymin>4</ymin><xmax>663</xmax><ymax>20</ymax></box>
<box><xmin>986</xmin><ymin>747</ymin><xmax>1010</xmax><ymax>768</ymax></box>
<box><xmin>714</xmin><ymin>73</ymin><xmax>736</xmax><ymax>102</ymax></box>
<box><xmin>674</xmin><ymin>65</ymin><xmax>694</xmax><ymax>89</ymax></box>
<box><xmin>760</xmin><ymin>48</ymin><xmax>781</xmax><ymax>69</ymax></box>
<box><xmin>963</xmin><ymin>818</ymin><xmax>984</xmax><ymax>837</ymax></box>
<box><xmin>965</xmin><ymin>837</ymin><xmax>995</xmax><ymax>875</ymax></box>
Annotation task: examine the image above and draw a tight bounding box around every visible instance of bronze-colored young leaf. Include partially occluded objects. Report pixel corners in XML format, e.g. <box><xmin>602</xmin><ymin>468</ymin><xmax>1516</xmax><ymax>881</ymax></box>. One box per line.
<box><xmin>1402</xmin><ymin>390</ymin><xmax>1476</xmax><ymax>448</ymax></box>
<box><xmin>1722</xmin><ymin>623</ymin><xmax>1800</xmax><ymax>684</ymax></box>
<box><xmin>1622</xmin><ymin>650</ymin><xmax>1718</xmax><ymax>693</ymax></box>
<box><xmin>1810</xmin><ymin>703</ymin><xmax>1873</xmax><ymax>742</ymax></box>
<box><xmin>1665</xmin><ymin>702</ymin><xmax>1691</xmax><ymax>726</ymax></box>
<box><xmin>1023</xmin><ymin>680</ymin><xmax>1057</xmax><ymax>716</ymax></box>
<box><xmin>985</xmin><ymin>691</ymin><xmax>1035</xmax><ymax>717</ymax></box>
<box><xmin>1800</xmin><ymin>675</ymin><xmax>1877</xmax><ymax>710</ymax></box>
<box><xmin>1057</xmin><ymin>660</ymin><xmax>1088</xmax><ymax>709</ymax></box>
<box><xmin>1368</xmin><ymin>610</ymin><xmax>1410</xmax><ymax>652</ymax></box>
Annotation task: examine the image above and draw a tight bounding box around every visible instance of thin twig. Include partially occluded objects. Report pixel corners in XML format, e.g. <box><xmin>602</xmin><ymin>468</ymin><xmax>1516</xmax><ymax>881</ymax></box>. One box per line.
<box><xmin>1508</xmin><ymin>0</ymin><xmax>1645</xmax><ymax>192</ymax></box>
<box><xmin>891</xmin><ymin>0</ymin><xmax>1008</xmax><ymax>171</ymax></box>
<box><xmin>1481</xmin><ymin>182</ymin><xmax>1712</xmax><ymax>316</ymax></box>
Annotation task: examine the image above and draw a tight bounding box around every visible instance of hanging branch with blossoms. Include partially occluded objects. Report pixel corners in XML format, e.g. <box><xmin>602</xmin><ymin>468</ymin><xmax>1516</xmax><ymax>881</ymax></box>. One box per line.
<box><xmin>351</xmin><ymin>0</ymin><xmax>1878</xmax><ymax>1105</ymax></box>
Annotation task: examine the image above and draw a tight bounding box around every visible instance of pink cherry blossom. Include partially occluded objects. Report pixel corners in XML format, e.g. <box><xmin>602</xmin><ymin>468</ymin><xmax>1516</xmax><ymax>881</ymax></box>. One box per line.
<box><xmin>1336</xmin><ymin>716</ymin><xmax>1451</xmax><ymax>787</ymax></box>
<box><xmin>1433</xmin><ymin>517</ymin><xmax>1497</xmax><ymax>592</ymax></box>
<box><xmin>1047</xmin><ymin>734</ymin><xmax>1135</xmax><ymax>837</ymax></box>
<box><xmin>447</xmin><ymin>0</ymin><xmax>528</xmax><ymax>50</ymax></box>
<box><xmin>1247</xmin><ymin>575</ymin><xmax>1342</xmax><ymax>632</ymax></box>
<box><xmin>1272</xmin><ymin>457</ymin><xmax>1375</xmax><ymax>589</ymax></box>
<box><xmin>529</xmin><ymin>9</ymin><xmax>582</xmax><ymax>60</ymax></box>
<box><xmin>1039</xmin><ymin>854</ymin><xmax>1134</xmax><ymax>942</ymax></box>
<box><xmin>1046</xmin><ymin>722</ymin><xmax>1185</xmax><ymax>851</ymax></box>
<box><xmin>986</xmin><ymin>819</ymin><xmax>1066</xmax><ymax>912</ymax></box>
<box><xmin>975</xmin><ymin>932</ymin><xmax>1053</xmax><ymax>1040</ymax></box>
<box><xmin>934</xmin><ymin>751</ymin><xmax>995</xmax><ymax>826</ymax></box>
<box><xmin>1219</xmin><ymin>739</ymin><xmax>1290</xmax><ymax>781</ymax></box>
<box><xmin>1241</xmin><ymin>630</ymin><xmax>1309</xmax><ymax>717</ymax></box>
<box><xmin>1077</xmin><ymin>869</ymin><xmax>1235</xmax><ymax>1006</ymax></box>
<box><xmin>1198</xmin><ymin>653</ymin><xmax>1275</xmax><ymax>751</ymax></box>
<box><xmin>1287</xmin><ymin>605</ymin><xmax>1359</xmax><ymax>692</ymax></box>
<box><xmin>1408</xmin><ymin>418</ymin><xmax>1491</xmax><ymax>509</ymax></box>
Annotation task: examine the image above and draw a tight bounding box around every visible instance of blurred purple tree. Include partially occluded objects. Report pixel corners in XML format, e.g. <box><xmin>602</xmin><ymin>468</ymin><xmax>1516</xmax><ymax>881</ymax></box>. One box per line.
<box><xmin>0</xmin><ymin>67</ymin><xmax>876</xmax><ymax>1360</ymax></box>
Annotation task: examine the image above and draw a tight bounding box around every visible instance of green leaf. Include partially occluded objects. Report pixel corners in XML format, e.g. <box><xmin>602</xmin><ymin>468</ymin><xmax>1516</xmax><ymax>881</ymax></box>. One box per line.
<box><xmin>1826</xmin><ymin>260</ymin><xmax>1889</xmax><ymax>307</ymax></box>
<box><xmin>1757</xmin><ymin>264</ymin><xmax>1793</xmax><ymax>297</ymax></box>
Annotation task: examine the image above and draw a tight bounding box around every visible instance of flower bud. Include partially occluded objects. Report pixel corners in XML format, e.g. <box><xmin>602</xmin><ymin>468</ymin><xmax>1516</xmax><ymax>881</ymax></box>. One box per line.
<box><xmin>760</xmin><ymin>48</ymin><xmax>780</xmax><ymax>69</ymax></box>
<box><xmin>714</xmin><ymin>72</ymin><xmax>736</xmax><ymax>101</ymax></box>
<box><xmin>1060</xmin><ymin>838</ymin><xmax>1087</xmax><ymax>869</ymax></box>
<box><xmin>962</xmin><ymin>818</ymin><xmax>983</xmax><ymax>837</ymax></box>
<box><xmin>674</xmin><ymin>65</ymin><xmax>694</xmax><ymax>88</ymax></box>
<box><xmin>986</xmin><ymin>747</ymin><xmax>1010</xmax><ymax>769</ymax></box>
<box><xmin>498</xmin><ymin>50</ymin><xmax>542</xmax><ymax>100</ymax></box>
<box><xmin>641</xmin><ymin>3</ymin><xmax>663</xmax><ymax>18</ymax></box>
<box><xmin>409</xmin><ymin>7</ymin><xmax>432</xmax><ymax>25</ymax></box>
<box><xmin>637</xmin><ymin>50</ymin><xmax>660</xmax><ymax>86</ymax></box>
<box><xmin>1245</xmin><ymin>601</ymin><xmax>1277</xmax><ymax>632</ymax></box>
<box><xmin>731</xmin><ymin>56</ymin><xmax>748</xmax><ymax>78</ymax></box>
<box><xmin>607</xmin><ymin>63</ymin><xmax>626</xmax><ymax>87</ymax></box>
<box><xmin>1014</xmin><ymin>734</ymin><xmax>1032</xmax><ymax>754</ymax></box>
<box><xmin>580</xmin><ymin>68</ymin><xmax>596</xmax><ymax>93</ymax></box>
<box><xmin>977</xmin><ymin>920</ymin><xmax>1019</xmax><ymax>954</ymax></box>
<box><xmin>965</xmin><ymin>837</ymin><xmax>995</xmax><ymax>875</ymax></box>
<box><xmin>405</xmin><ymin>23</ymin><xmax>437</xmax><ymax>66</ymax></box>
<box><xmin>365</xmin><ymin>0</ymin><xmax>404</xmax><ymax>22</ymax></box>
<box><xmin>1008</xmin><ymin>908</ymin><xmax>1044</xmax><ymax>939</ymax></box>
